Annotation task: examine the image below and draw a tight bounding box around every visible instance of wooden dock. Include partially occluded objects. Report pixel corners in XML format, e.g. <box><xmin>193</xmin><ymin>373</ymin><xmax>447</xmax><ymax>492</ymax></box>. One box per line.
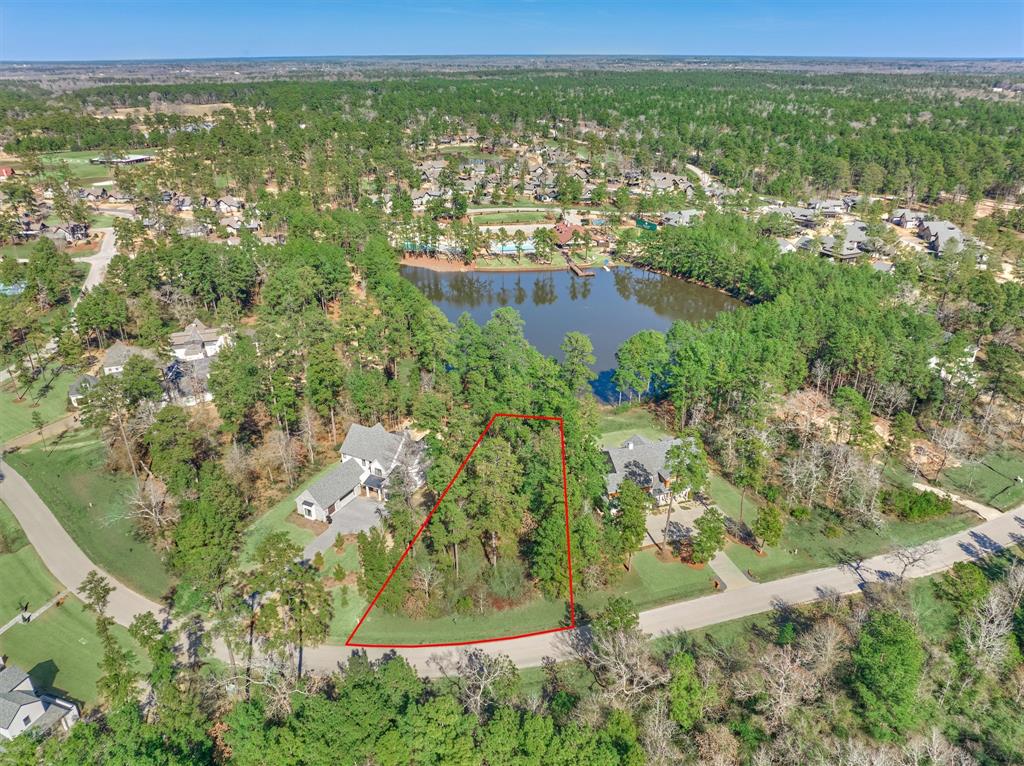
<box><xmin>568</xmin><ymin>261</ymin><xmax>595</xmax><ymax>277</ymax></box>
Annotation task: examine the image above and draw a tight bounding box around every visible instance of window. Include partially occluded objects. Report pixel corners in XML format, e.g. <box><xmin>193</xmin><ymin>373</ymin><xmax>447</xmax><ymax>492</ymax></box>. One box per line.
<box><xmin>22</xmin><ymin>715</ymin><xmax>31</xmax><ymax>726</ymax></box>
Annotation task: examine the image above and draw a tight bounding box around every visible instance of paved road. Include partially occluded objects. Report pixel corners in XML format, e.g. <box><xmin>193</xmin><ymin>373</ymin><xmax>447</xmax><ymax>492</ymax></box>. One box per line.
<box><xmin>4</xmin><ymin>438</ymin><xmax>1021</xmax><ymax>675</ymax></box>
<box><xmin>0</xmin><ymin>457</ymin><xmax>165</xmax><ymax>627</ymax></box>
<box><xmin>4</xmin><ymin>387</ymin><xmax>1022</xmax><ymax>677</ymax></box>
<box><xmin>345</xmin><ymin>505</ymin><xmax>1024</xmax><ymax>674</ymax></box>
<box><xmin>74</xmin><ymin>226</ymin><xmax>117</xmax><ymax>296</ymax></box>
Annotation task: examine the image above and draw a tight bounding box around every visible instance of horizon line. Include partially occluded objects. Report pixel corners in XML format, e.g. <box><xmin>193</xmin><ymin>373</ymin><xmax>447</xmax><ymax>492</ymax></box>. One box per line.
<box><xmin>4</xmin><ymin>53</ymin><xmax>1023</xmax><ymax>66</ymax></box>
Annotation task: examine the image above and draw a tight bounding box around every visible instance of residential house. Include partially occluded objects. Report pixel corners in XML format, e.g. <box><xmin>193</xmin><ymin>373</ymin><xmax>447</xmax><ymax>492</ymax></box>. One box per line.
<box><xmin>215</xmin><ymin>196</ymin><xmax>245</xmax><ymax>214</ymax></box>
<box><xmin>100</xmin><ymin>341</ymin><xmax>160</xmax><ymax>376</ymax></box>
<box><xmin>660</xmin><ymin>209</ymin><xmax>702</xmax><ymax>227</ymax></box>
<box><xmin>0</xmin><ymin>661</ymin><xmax>79</xmax><ymax>741</ymax></box>
<box><xmin>68</xmin><ymin>374</ymin><xmax>98</xmax><ymax>407</ymax></box>
<box><xmin>918</xmin><ymin>220</ymin><xmax>965</xmax><ymax>255</ymax></box>
<box><xmin>891</xmin><ymin>209</ymin><xmax>925</xmax><ymax>228</ymax></box>
<box><xmin>0</xmin><ymin>167</ymin><xmax>15</xmax><ymax>179</ymax></box>
<box><xmin>169</xmin><ymin>319</ymin><xmax>228</xmax><ymax>361</ymax></box>
<box><xmin>648</xmin><ymin>172</ymin><xmax>694</xmax><ymax>197</ymax></box>
<box><xmin>178</xmin><ymin>222</ymin><xmax>209</xmax><ymax>238</ymax></box>
<box><xmin>603</xmin><ymin>435</ymin><xmax>688</xmax><ymax>507</ymax></box>
<box><xmin>808</xmin><ymin>198</ymin><xmax>846</xmax><ymax>217</ymax></box>
<box><xmin>294</xmin><ymin>423</ymin><xmax>424</xmax><ymax>523</ymax></box>
<box><xmin>164</xmin><ymin>356</ymin><xmax>213</xmax><ymax>406</ymax></box>
<box><xmin>553</xmin><ymin>221</ymin><xmax>586</xmax><ymax>248</ymax></box>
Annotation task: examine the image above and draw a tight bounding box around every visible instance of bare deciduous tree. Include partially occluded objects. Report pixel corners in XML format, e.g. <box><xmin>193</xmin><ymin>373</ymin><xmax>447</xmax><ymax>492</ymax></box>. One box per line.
<box><xmin>411</xmin><ymin>561</ymin><xmax>442</xmax><ymax>601</ymax></box>
<box><xmin>455</xmin><ymin>648</ymin><xmax>517</xmax><ymax>718</ymax></box>
<box><xmin>733</xmin><ymin>645</ymin><xmax>820</xmax><ymax>731</ymax></box>
<box><xmin>126</xmin><ymin>479</ymin><xmax>177</xmax><ymax>541</ymax></box>
<box><xmin>639</xmin><ymin>694</ymin><xmax>680</xmax><ymax>766</ymax></box>
<box><xmin>888</xmin><ymin>541</ymin><xmax>939</xmax><ymax>582</ymax></box>
<box><xmin>573</xmin><ymin>624</ymin><xmax>669</xmax><ymax>706</ymax></box>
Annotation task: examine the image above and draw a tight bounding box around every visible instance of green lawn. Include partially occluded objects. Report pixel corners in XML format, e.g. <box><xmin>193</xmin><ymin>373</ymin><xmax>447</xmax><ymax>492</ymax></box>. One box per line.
<box><xmin>0</xmin><ymin>597</ymin><xmax>148</xmax><ymax>706</ymax></box>
<box><xmin>0</xmin><ymin>369</ymin><xmax>75</xmax><ymax>444</ymax></box>
<box><xmin>583</xmin><ymin>550</ymin><xmax>716</xmax><ymax>613</ymax></box>
<box><xmin>341</xmin><ymin>549</ymin><xmax>714</xmax><ymax>646</ymax></box>
<box><xmin>473</xmin><ymin>211</ymin><xmax>552</xmax><ymax>225</ymax></box>
<box><xmin>723</xmin><ymin>505</ymin><xmax>977</xmax><ymax>582</ymax></box>
<box><xmin>0</xmin><ymin>502</ymin><xmax>62</xmax><ymax>626</ymax></box>
<box><xmin>0</xmin><ymin>499</ymin><xmax>28</xmax><ymax>551</ymax></box>
<box><xmin>346</xmin><ymin>593</ymin><xmax>569</xmax><ymax>646</ymax></box>
<box><xmin>239</xmin><ymin>463</ymin><xmax>336</xmax><ymax>565</ymax></box>
<box><xmin>596</xmin><ymin>406</ymin><xmax>672</xmax><ymax>449</ymax></box>
<box><xmin>708</xmin><ymin>471</ymin><xmax>761</xmax><ymax>519</ymax></box>
<box><xmin>38</xmin><ymin>149</ymin><xmax>150</xmax><ymax>184</ymax></box>
<box><xmin>940</xmin><ymin>450</ymin><xmax>1024</xmax><ymax>511</ymax></box>
<box><xmin>4</xmin><ymin>431</ymin><xmax>173</xmax><ymax>600</ymax></box>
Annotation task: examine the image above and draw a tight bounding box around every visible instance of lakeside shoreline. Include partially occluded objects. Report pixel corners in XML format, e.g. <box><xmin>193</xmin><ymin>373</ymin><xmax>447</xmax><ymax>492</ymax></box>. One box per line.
<box><xmin>400</xmin><ymin>254</ymin><xmax>607</xmax><ymax>274</ymax></box>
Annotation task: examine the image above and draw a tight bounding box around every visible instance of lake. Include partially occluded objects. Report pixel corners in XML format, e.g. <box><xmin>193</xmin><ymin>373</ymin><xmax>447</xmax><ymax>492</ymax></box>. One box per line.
<box><xmin>400</xmin><ymin>265</ymin><xmax>740</xmax><ymax>394</ymax></box>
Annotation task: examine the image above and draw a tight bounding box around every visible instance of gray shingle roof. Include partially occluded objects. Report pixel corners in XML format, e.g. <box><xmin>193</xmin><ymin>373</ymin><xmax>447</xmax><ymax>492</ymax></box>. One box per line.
<box><xmin>169</xmin><ymin>319</ymin><xmax>221</xmax><ymax>348</ymax></box>
<box><xmin>101</xmin><ymin>341</ymin><xmax>158</xmax><ymax>369</ymax></box>
<box><xmin>340</xmin><ymin>423</ymin><xmax>404</xmax><ymax>467</ymax></box>
<box><xmin>0</xmin><ymin>665</ymin><xmax>33</xmax><ymax>729</ymax></box>
<box><xmin>604</xmin><ymin>435</ymin><xmax>683</xmax><ymax>494</ymax></box>
<box><xmin>306</xmin><ymin>461</ymin><xmax>364</xmax><ymax>508</ymax></box>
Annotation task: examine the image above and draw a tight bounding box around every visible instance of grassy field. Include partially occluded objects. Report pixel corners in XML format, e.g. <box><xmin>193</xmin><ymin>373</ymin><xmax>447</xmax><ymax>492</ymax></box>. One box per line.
<box><xmin>723</xmin><ymin>505</ymin><xmax>977</xmax><ymax>582</ymax></box>
<box><xmin>0</xmin><ymin>502</ymin><xmax>62</xmax><ymax>626</ymax></box>
<box><xmin>239</xmin><ymin>463</ymin><xmax>337</xmax><ymax>565</ymax></box>
<box><xmin>472</xmin><ymin>211</ymin><xmax>552</xmax><ymax>225</ymax></box>
<box><xmin>596</xmin><ymin>406</ymin><xmax>671</xmax><ymax>449</ymax></box>
<box><xmin>0</xmin><ymin>369</ymin><xmax>74</xmax><ymax>444</ymax></box>
<box><xmin>0</xmin><ymin>597</ymin><xmax>148</xmax><ymax>706</ymax></box>
<box><xmin>707</xmin><ymin>472</ymin><xmax>761</xmax><ymax>519</ymax></box>
<box><xmin>341</xmin><ymin>548</ymin><xmax>714</xmax><ymax>646</ymax></box>
<box><xmin>39</xmin><ymin>149</ymin><xmax>149</xmax><ymax>184</ymax></box>
<box><xmin>4</xmin><ymin>430</ymin><xmax>173</xmax><ymax>600</ymax></box>
<box><xmin>940</xmin><ymin>450</ymin><xmax>1024</xmax><ymax>511</ymax></box>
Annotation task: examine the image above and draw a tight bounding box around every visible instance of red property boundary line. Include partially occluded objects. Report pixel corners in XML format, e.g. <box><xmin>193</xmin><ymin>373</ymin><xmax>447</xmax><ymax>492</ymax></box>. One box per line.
<box><xmin>346</xmin><ymin>413</ymin><xmax>576</xmax><ymax>648</ymax></box>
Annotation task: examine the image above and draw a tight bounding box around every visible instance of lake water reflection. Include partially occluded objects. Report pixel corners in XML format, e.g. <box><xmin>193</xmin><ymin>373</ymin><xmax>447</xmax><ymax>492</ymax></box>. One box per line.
<box><xmin>400</xmin><ymin>265</ymin><xmax>740</xmax><ymax>395</ymax></box>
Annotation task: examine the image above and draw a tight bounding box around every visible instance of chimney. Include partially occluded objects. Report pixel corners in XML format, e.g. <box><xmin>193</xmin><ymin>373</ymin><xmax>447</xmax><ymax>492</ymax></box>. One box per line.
<box><xmin>626</xmin><ymin>441</ymin><xmax>633</xmax><ymax>450</ymax></box>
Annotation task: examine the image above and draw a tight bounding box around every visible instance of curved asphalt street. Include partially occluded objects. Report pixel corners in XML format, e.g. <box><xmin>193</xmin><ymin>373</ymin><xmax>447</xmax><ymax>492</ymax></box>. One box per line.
<box><xmin>3</xmin><ymin>448</ymin><xmax>1021</xmax><ymax>674</ymax></box>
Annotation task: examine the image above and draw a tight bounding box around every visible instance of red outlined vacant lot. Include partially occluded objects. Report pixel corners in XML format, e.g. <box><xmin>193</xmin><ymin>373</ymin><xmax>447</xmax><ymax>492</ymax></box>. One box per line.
<box><xmin>346</xmin><ymin>413</ymin><xmax>576</xmax><ymax>648</ymax></box>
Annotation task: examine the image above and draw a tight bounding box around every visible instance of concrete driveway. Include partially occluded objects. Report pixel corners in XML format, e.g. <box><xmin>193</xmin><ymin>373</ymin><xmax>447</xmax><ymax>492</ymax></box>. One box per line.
<box><xmin>303</xmin><ymin>496</ymin><xmax>382</xmax><ymax>559</ymax></box>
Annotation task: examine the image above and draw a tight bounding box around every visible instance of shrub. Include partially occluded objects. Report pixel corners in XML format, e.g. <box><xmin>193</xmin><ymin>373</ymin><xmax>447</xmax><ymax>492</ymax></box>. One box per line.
<box><xmin>487</xmin><ymin>557</ymin><xmax>528</xmax><ymax>601</ymax></box>
<box><xmin>882</xmin><ymin>488</ymin><xmax>952</xmax><ymax>520</ymax></box>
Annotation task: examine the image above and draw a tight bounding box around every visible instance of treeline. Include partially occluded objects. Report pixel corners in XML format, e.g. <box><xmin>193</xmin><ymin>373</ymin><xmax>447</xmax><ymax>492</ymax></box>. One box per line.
<box><xmin>9</xmin><ymin>559</ymin><xmax>1024</xmax><ymax>765</ymax></box>
<box><xmin>7</xmin><ymin>71</ymin><xmax>1024</xmax><ymax>202</ymax></box>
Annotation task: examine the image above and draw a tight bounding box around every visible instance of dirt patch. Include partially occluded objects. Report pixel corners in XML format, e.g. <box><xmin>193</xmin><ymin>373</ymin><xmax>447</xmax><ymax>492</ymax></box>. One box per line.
<box><xmin>288</xmin><ymin>515</ymin><xmax>328</xmax><ymax>535</ymax></box>
<box><xmin>98</xmin><ymin>103</ymin><xmax>238</xmax><ymax>120</ymax></box>
<box><xmin>401</xmin><ymin>255</ymin><xmax>472</xmax><ymax>272</ymax></box>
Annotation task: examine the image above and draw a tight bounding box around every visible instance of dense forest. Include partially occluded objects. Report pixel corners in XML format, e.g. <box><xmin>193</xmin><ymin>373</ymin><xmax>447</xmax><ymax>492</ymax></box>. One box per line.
<box><xmin>1</xmin><ymin>68</ymin><xmax>1024</xmax><ymax>764</ymax></box>
<box><xmin>4</xmin><ymin>72</ymin><xmax>1024</xmax><ymax>202</ymax></box>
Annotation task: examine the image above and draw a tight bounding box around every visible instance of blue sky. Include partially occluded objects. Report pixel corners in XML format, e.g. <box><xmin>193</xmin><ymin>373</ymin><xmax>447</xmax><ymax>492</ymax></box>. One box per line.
<box><xmin>0</xmin><ymin>0</ymin><xmax>1020</xmax><ymax>61</ymax></box>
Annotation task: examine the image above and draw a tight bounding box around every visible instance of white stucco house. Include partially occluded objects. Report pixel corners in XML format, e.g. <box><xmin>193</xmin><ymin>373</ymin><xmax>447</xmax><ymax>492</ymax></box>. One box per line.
<box><xmin>294</xmin><ymin>423</ymin><xmax>425</xmax><ymax>523</ymax></box>
<box><xmin>0</xmin><ymin>661</ymin><xmax>79</xmax><ymax>741</ymax></box>
<box><xmin>168</xmin><ymin>319</ymin><xmax>228</xmax><ymax>361</ymax></box>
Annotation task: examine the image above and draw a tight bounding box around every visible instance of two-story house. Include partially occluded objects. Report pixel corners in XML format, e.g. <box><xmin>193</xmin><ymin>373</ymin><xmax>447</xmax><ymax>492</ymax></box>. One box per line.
<box><xmin>0</xmin><ymin>660</ymin><xmax>79</xmax><ymax>741</ymax></box>
<box><xmin>603</xmin><ymin>434</ymin><xmax>688</xmax><ymax>507</ymax></box>
<box><xmin>294</xmin><ymin>423</ymin><xmax>424</xmax><ymax>524</ymax></box>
